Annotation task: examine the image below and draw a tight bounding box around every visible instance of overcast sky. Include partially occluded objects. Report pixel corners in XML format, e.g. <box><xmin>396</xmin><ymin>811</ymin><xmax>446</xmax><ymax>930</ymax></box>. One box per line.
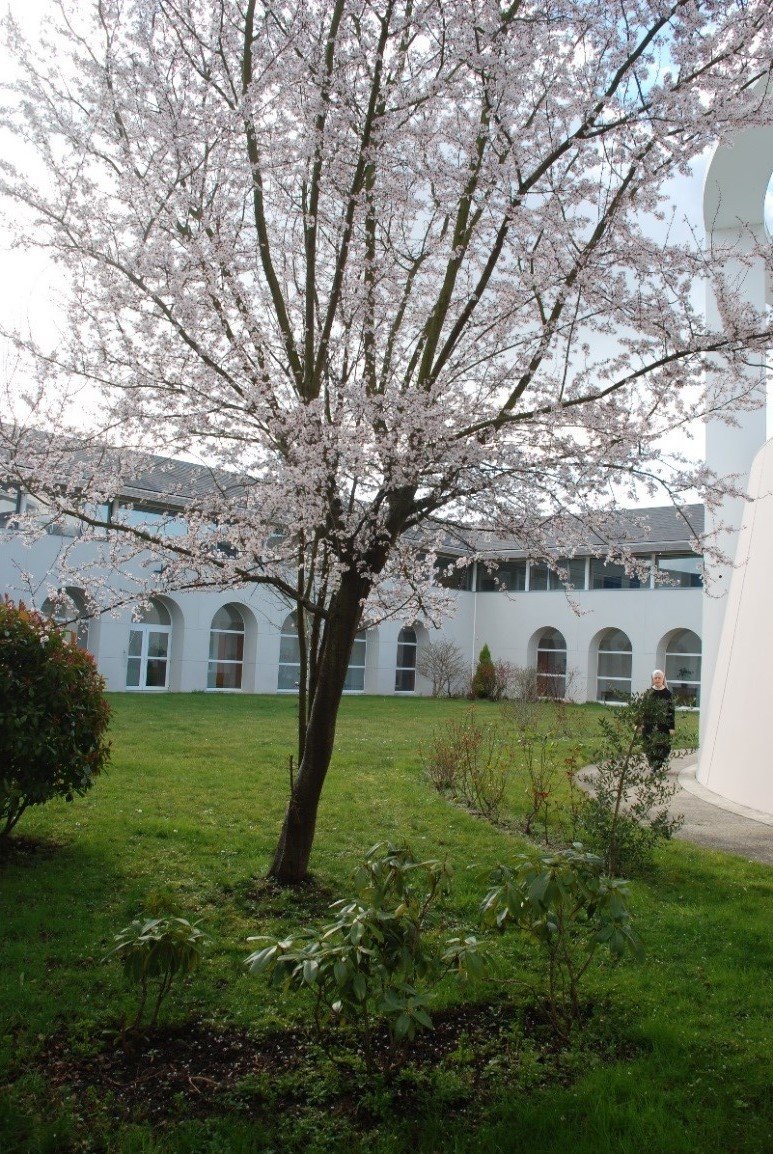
<box><xmin>0</xmin><ymin>0</ymin><xmax>770</xmax><ymax>467</ymax></box>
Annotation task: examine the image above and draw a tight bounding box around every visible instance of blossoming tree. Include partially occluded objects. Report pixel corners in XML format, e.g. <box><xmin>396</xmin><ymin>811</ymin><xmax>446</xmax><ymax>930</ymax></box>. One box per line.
<box><xmin>1</xmin><ymin>0</ymin><xmax>771</xmax><ymax>881</ymax></box>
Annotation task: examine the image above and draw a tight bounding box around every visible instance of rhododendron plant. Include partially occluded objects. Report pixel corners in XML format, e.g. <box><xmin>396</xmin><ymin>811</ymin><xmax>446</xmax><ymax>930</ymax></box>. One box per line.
<box><xmin>1</xmin><ymin>1</ymin><xmax>771</xmax><ymax>880</ymax></box>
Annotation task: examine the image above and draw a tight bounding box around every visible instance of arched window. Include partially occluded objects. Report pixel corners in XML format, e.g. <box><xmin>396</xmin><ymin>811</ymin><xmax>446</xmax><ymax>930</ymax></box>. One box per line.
<box><xmin>208</xmin><ymin>605</ymin><xmax>245</xmax><ymax>690</ymax></box>
<box><xmin>596</xmin><ymin>628</ymin><xmax>632</xmax><ymax>702</ymax></box>
<box><xmin>126</xmin><ymin>599</ymin><xmax>171</xmax><ymax>690</ymax></box>
<box><xmin>41</xmin><ymin>588</ymin><xmax>90</xmax><ymax>649</ymax></box>
<box><xmin>536</xmin><ymin>628</ymin><xmax>567</xmax><ymax>699</ymax></box>
<box><xmin>277</xmin><ymin>612</ymin><xmax>302</xmax><ymax>691</ymax></box>
<box><xmin>665</xmin><ymin>630</ymin><xmax>702</xmax><ymax>707</ymax></box>
<box><xmin>278</xmin><ymin>612</ymin><xmax>367</xmax><ymax>693</ymax></box>
<box><xmin>395</xmin><ymin>627</ymin><xmax>418</xmax><ymax>692</ymax></box>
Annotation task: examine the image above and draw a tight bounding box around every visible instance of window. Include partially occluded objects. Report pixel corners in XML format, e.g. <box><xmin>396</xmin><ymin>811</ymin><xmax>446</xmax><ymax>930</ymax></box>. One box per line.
<box><xmin>434</xmin><ymin>555</ymin><xmax>474</xmax><ymax>591</ymax></box>
<box><xmin>478</xmin><ymin>560</ymin><xmax>527</xmax><ymax>591</ymax></box>
<box><xmin>278</xmin><ymin>612</ymin><xmax>302</xmax><ymax>691</ymax></box>
<box><xmin>278</xmin><ymin>612</ymin><xmax>367</xmax><ymax>692</ymax></box>
<box><xmin>112</xmin><ymin>501</ymin><xmax>188</xmax><ymax>537</ymax></box>
<box><xmin>597</xmin><ymin>628</ymin><xmax>632</xmax><ymax>702</ymax></box>
<box><xmin>395</xmin><ymin>627</ymin><xmax>418</xmax><ymax>692</ymax></box>
<box><xmin>344</xmin><ymin>630</ymin><xmax>367</xmax><ymax>692</ymax></box>
<box><xmin>548</xmin><ymin>557</ymin><xmax>587</xmax><ymax>591</ymax></box>
<box><xmin>589</xmin><ymin>558</ymin><xmax>647</xmax><ymax>590</ymax></box>
<box><xmin>665</xmin><ymin>630</ymin><xmax>702</xmax><ymax>707</ymax></box>
<box><xmin>207</xmin><ymin>605</ymin><xmax>245</xmax><ymax>690</ymax></box>
<box><xmin>126</xmin><ymin>600</ymin><xmax>171</xmax><ymax>690</ymax></box>
<box><xmin>41</xmin><ymin>589</ymin><xmax>90</xmax><ymax>648</ymax></box>
<box><xmin>536</xmin><ymin>628</ymin><xmax>567</xmax><ymax>698</ymax></box>
<box><xmin>0</xmin><ymin>485</ymin><xmax>20</xmax><ymax>527</ymax></box>
<box><xmin>529</xmin><ymin>562</ymin><xmax>549</xmax><ymax>590</ymax></box>
<box><xmin>24</xmin><ymin>493</ymin><xmax>81</xmax><ymax>538</ymax></box>
<box><xmin>657</xmin><ymin>554</ymin><xmax>703</xmax><ymax>588</ymax></box>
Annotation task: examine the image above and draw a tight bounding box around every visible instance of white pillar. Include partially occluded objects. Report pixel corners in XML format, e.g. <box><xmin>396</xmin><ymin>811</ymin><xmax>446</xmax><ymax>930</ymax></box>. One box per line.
<box><xmin>700</xmin><ymin>120</ymin><xmax>773</xmax><ymax>745</ymax></box>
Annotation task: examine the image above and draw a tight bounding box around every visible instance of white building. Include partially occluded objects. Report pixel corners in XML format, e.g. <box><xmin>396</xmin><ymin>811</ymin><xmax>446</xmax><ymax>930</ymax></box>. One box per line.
<box><xmin>0</xmin><ymin>457</ymin><xmax>704</xmax><ymax>704</ymax></box>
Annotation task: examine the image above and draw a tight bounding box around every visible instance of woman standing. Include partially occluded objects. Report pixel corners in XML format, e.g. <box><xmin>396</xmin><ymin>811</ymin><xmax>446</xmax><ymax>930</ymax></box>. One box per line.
<box><xmin>641</xmin><ymin>670</ymin><xmax>676</xmax><ymax>771</ymax></box>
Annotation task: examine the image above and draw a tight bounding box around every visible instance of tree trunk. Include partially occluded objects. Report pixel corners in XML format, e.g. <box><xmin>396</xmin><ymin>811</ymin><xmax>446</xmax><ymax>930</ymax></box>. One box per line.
<box><xmin>268</xmin><ymin>569</ymin><xmax>369</xmax><ymax>883</ymax></box>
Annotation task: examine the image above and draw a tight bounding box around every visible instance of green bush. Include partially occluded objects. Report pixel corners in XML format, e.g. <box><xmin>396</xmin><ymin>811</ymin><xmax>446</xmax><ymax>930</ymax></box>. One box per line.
<box><xmin>106</xmin><ymin>914</ymin><xmax>208</xmax><ymax>1031</ymax></box>
<box><xmin>581</xmin><ymin>695</ymin><xmax>683</xmax><ymax>875</ymax></box>
<box><xmin>247</xmin><ymin>843</ymin><xmax>482</xmax><ymax>1066</ymax></box>
<box><xmin>481</xmin><ymin>845</ymin><xmax>642</xmax><ymax>1040</ymax></box>
<box><xmin>470</xmin><ymin>644</ymin><xmax>497</xmax><ymax>699</ymax></box>
<box><xmin>0</xmin><ymin>598</ymin><xmax>111</xmax><ymax>840</ymax></box>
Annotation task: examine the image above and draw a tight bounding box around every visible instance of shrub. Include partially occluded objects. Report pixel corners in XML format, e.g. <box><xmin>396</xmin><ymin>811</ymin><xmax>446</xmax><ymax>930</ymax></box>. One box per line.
<box><xmin>580</xmin><ymin>695</ymin><xmax>683</xmax><ymax>875</ymax></box>
<box><xmin>415</xmin><ymin>638</ymin><xmax>467</xmax><ymax>697</ymax></box>
<box><xmin>106</xmin><ymin>915</ymin><xmax>208</xmax><ymax>1031</ymax></box>
<box><xmin>470</xmin><ymin>644</ymin><xmax>497</xmax><ymax>699</ymax></box>
<box><xmin>423</xmin><ymin>710</ymin><xmax>509</xmax><ymax>820</ymax></box>
<box><xmin>481</xmin><ymin>846</ymin><xmax>642</xmax><ymax>1040</ymax></box>
<box><xmin>247</xmin><ymin>844</ymin><xmax>482</xmax><ymax>1067</ymax></box>
<box><xmin>0</xmin><ymin>598</ymin><xmax>110</xmax><ymax>841</ymax></box>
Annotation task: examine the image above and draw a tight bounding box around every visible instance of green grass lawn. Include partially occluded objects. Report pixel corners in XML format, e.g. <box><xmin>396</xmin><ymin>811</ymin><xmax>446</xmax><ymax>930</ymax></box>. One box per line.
<box><xmin>0</xmin><ymin>695</ymin><xmax>770</xmax><ymax>1154</ymax></box>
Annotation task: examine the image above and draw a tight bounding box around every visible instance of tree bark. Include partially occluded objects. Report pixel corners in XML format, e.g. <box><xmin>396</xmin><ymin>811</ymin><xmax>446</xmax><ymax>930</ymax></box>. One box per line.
<box><xmin>268</xmin><ymin>569</ymin><xmax>369</xmax><ymax>883</ymax></box>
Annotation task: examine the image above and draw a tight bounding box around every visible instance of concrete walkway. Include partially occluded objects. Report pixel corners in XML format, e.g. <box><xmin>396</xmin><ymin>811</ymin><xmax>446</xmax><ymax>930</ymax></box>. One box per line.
<box><xmin>671</xmin><ymin>752</ymin><xmax>773</xmax><ymax>865</ymax></box>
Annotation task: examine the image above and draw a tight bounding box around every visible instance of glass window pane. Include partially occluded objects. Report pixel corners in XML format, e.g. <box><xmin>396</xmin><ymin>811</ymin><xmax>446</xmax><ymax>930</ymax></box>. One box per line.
<box><xmin>128</xmin><ymin>630</ymin><xmax>143</xmax><ymax>657</ymax></box>
<box><xmin>0</xmin><ymin>485</ymin><xmax>19</xmax><ymax>525</ymax></box>
<box><xmin>208</xmin><ymin>661</ymin><xmax>242</xmax><ymax>690</ymax></box>
<box><xmin>667</xmin><ymin>629</ymin><xmax>701</xmax><ymax>655</ymax></box>
<box><xmin>210</xmin><ymin>632</ymin><xmax>244</xmax><ymax>662</ymax></box>
<box><xmin>145</xmin><ymin>658</ymin><xmax>168</xmax><ymax>687</ymax></box>
<box><xmin>657</xmin><ymin>555</ymin><xmax>702</xmax><ymax>588</ymax></box>
<box><xmin>396</xmin><ymin>642</ymin><xmax>417</xmax><ymax>669</ymax></box>
<box><xmin>344</xmin><ymin>666</ymin><xmax>365</xmax><ymax>692</ymax></box>
<box><xmin>349</xmin><ymin>638</ymin><xmax>367</xmax><ymax>665</ymax></box>
<box><xmin>599</xmin><ymin>630</ymin><xmax>631</xmax><ymax>653</ymax></box>
<box><xmin>479</xmin><ymin>560</ymin><xmax>526</xmax><ymax>591</ymax></box>
<box><xmin>395</xmin><ymin>668</ymin><xmax>416</xmax><ymax>692</ymax></box>
<box><xmin>212</xmin><ymin>605</ymin><xmax>244</xmax><ymax>631</ymax></box>
<box><xmin>529</xmin><ymin>563</ymin><xmax>549</xmax><ymax>590</ymax></box>
<box><xmin>435</xmin><ymin>556</ymin><xmax>474</xmax><ymax>590</ymax></box>
<box><xmin>279</xmin><ymin>635</ymin><xmax>301</xmax><ymax>663</ymax></box>
<box><xmin>598</xmin><ymin>652</ymin><xmax>633</xmax><ymax>679</ymax></box>
<box><xmin>137</xmin><ymin>600</ymin><xmax>171</xmax><ymax>626</ymax></box>
<box><xmin>590</xmin><ymin>559</ymin><xmax>644</xmax><ymax>590</ymax></box>
<box><xmin>146</xmin><ymin>631</ymin><xmax>170</xmax><ymax>659</ymax></box>
<box><xmin>666</xmin><ymin>655</ymin><xmax>701</xmax><ymax>682</ymax></box>
<box><xmin>398</xmin><ymin>627</ymin><xmax>417</xmax><ymax>645</ymax></box>
<box><xmin>537</xmin><ymin>628</ymin><xmax>566</xmax><ymax>650</ymax></box>
<box><xmin>550</xmin><ymin>558</ymin><xmax>586</xmax><ymax>590</ymax></box>
<box><xmin>114</xmin><ymin>503</ymin><xmax>187</xmax><ymax>537</ymax></box>
<box><xmin>538</xmin><ymin>650</ymin><xmax>566</xmax><ymax>676</ymax></box>
<box><xmin>125</xmin><ymin>656</ymin><xmax>141</xmax><ymax>687</ymax></box>
<box><xmin>277</xmin><ymin>664</ymin><xmax>299</xmax><ymax>691</ymax></box>
<box><xmin>597</xmin><ymin>678</ymin><xmax>631</xmax><ymax>703</ymax></box>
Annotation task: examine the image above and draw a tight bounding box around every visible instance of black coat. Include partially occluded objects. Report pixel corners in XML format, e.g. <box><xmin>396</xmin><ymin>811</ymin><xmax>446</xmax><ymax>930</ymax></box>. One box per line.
<box><xmin>642</xmin><ymin>687</ymin><xmax>675</xmax><ymax>735</ymax></box>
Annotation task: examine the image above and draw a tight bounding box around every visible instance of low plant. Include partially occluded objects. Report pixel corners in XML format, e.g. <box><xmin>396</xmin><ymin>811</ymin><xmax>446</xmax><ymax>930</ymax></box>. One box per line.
<box><xmin>247</xmin><ymin>843</ymin><xmax>482</xmax><ymax>1068</ymax></box>
<box><xmin>106</xmin><ymin>914</ymin><xmax>208</xmax><ymax>1032</ymax></box>
<box><xmin>581</xmin><ymin>695</ymin><xmax>683</xmax><ymax>875</ymax></box>
<box><xmin>0</xmin><ymin>597</ymin><xmax>111</xmax><ymax>841</ymax></box>
<box><xmin>518</xmin><ymin>730</ymin><xmax>587</xmax><ymax>845</ymax></box>
<box><xmin>423</xmin><ymin>710</ymin><xmax>509</xmax><ymax>820</ymax></box>
<box><xmin>415</xmin><ymin>638</ymin><xmax>467</xmax><ymax>697</ymax></box>
<box><xmin>470</xmin><ymin>644</ymin><xmax>497</xmax><ymax>700</ymax></box>
<box><xmin>481</xmin><ymin>845</ymin><xmax>642</xmax><ymax>1041</ymax></box>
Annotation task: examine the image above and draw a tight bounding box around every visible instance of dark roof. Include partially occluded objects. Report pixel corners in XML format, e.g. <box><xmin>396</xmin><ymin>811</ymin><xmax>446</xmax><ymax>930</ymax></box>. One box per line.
<box><xmin>444</xmin><ymin>504</ymin><xmax>704</xmax><ymax>559</ymax></box>
<box><xmin>2</xmin><ymin>427</ymin><xmax>703</xmax><ymax>555</ymax></box>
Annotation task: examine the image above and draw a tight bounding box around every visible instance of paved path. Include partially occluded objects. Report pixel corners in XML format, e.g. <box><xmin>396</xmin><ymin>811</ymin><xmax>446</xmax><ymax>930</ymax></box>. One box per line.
<box><xmin>671</xmin><ymin>752</ymin><xmax>773</xmax><ymax>865</ymax></box>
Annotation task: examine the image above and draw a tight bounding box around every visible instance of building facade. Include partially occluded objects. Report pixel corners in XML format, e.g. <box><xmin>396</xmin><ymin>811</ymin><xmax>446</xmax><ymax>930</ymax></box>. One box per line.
<box><xmin>0</xmin><ymin>469</ymin><xmax>704</xmax><ymax>704</ymax></box>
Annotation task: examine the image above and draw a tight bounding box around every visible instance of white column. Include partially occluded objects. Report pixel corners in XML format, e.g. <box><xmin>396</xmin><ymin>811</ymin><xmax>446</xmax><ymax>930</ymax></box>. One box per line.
<box><xmin>700</xmin><ymin>119</ymin><xmax>773</xmax><ymax>745</ymax></box>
